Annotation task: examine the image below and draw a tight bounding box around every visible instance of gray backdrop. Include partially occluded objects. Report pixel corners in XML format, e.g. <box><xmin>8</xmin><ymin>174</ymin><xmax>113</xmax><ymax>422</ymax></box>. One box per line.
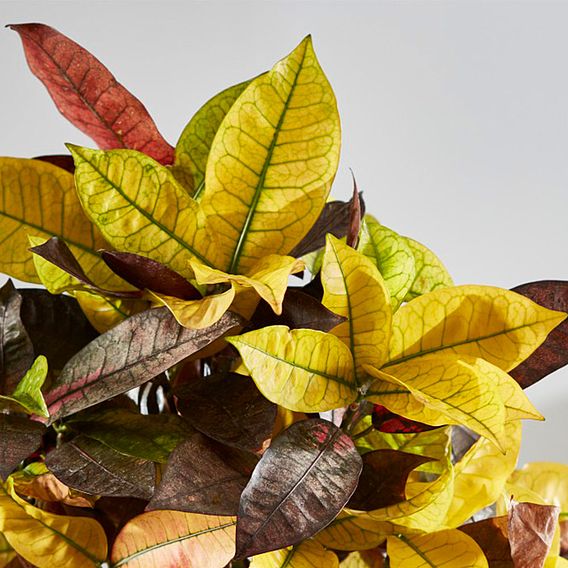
<box><xmin>1</xmin><ymin>0</ymin><xmax>567</xmax><ymax>464</ymax></box>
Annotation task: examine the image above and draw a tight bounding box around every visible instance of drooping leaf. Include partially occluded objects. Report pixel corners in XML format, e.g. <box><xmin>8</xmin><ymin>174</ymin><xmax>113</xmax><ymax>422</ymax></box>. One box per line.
<box><xmin>347</xmin><ymin>450</ymin><xmax>434</xmax><ymax>511</ymax></box>
<box><xmin>101</xmin><ymin>250</ymin><xmax>201</xmax><ymax>300</ymax></box>
<box><xmin>0</xmin><ymin>157</ymin><xmax>122</xmax><ymax>287</ymax></box>
<box><xmin>175</xmin><ymin>78</ymin><xmax>254</xmax><ymax>199</ymax></box>
<box><xmin>0</xmin><ymin>414</ymin><xmax>45</xmax><ymax>480</ymax></box>
<box><xmin>386</xmin><ymin>285</ymin><xmax>566</xmax><ymax>372</ymax></box>
<box><xmin>201</xmin><ymin>35</ymin><xmax>341</xmax><ymax>274</ymax></box>
<box><xmin>69</xmin><ymin>145</ymin><xmax>221</xmax><ymax>278</ymax></box>
<box><xmin>386</xmin><ymin>529</ymin><xmax>489</xmax><ymax>568</ymax></box>
<box><xmin>45</xmin><ymin>435</ymin><xmax>155</xmax><ymax>499</ymax></box>
<box><xmin>33</xmin><ymin>154</ymin><xmax>75</xmax><ymax>173</ymax></box>
<box><xmin>111</xmin><ymin>511</ymin><xmax>236</xmax><ymax>567</ymax></box>
<box><xmin>235</xmin><ymin>418</ymin><xmax>362</xmax><ymax>559</ymax></box>
<box><xmin>402</xmin><ymin>237</ymin><xmax>453</xmax><ymax>301</ymax></box>
<box><xmin>147</xmin><ymin>433</ymin><xmax>249</xmax><ymax>515</ymax></box>
<box><xmin>227</xmin><ymin>326</ymin><xmax>357</xmax><ymax>412</ymax></box>
<box><xmin>510</xmin><ymin>462</ymin><xmax>568</xmax><ymax>512</ymax></box>
<box><xmin>510</xmin><ymin>281</ymin><xmax>568</xmax><ymax>388</ymax></box>
<box><xmin>322</xmin><ymin>235</ymin><xmax>391</xmax><ymax>381</ymax></box>
<box><xmin>459</xmin><ymin>516</ymin><xmax>513</xmax><ymax>566</ymax></box>
<box><xmin>176</xmin><ymin>373</ymin><xmax>277</xmax><ymax>453</ymax></box>
<box><xmin>10</xmin><ymin>23</ymin><xmax>174</xmax><ymax>164</ymax></box>
<box><xmin>68</xmin><ymin>408</ymin><xmax>193</xmax><ymax>463</ymax></box>
<box><xmin>0</xmin><ymin>477</ymin><xmax>107</xmax><ymax>568</ymax></box>
<box><xmin>0</xmin><ymin>281</ymin><xmax>34</xmax><ymax>394</ymax></box>
<box><xmin>508</xmin><ymin>501</ymin><xmax>560</xmax><ymax>568</ymax></box>
<box><xmin>45</xmin><ymin>308</ymin><xmax>242</xmax><ymax>422</ymax></box>
<box><xmin>249</xmin><ymin>539</ymin><xmax>339</xmax><ymax>567</ymax></box>
<box><xmin>357</xmin><ymin>216</ymin><xmax>416</xmax><ymax>311</ymax></box>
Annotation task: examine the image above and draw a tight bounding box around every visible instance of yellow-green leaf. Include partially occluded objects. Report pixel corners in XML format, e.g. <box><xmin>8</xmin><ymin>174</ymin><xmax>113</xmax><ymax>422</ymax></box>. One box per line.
<box><xmin>0</xmin><ymin>157</ymin><xmax>121</xmax><ymax>287</ymax></box>
<box><xmin>445</xmin><ymin>420</ymin><xmax>522</xmax><ymax>527</ymax></box>
<box><xmin>357</xmin><ymin>216</ymin><xmax>415</xmax><ymax>311</ymax></box>
<box><xmin>340</xmin><ymin>550</ymin><xmax>385</xmax><ymax>567</ymax></box>
<box><xmin>227</xmin><ymin>326</ymin><xmax>357</xmax><ymax>412</ymax></box>
<box><xmin>322</xmin><ymin>235</ymin><xmax>391</xmax><ymax>378</ymax></box>
<box><xmin>0</xmin><ymin>533</ymin><xmax>14</xmax><ymax>568</ymax></box>
<box><xmin>250</xmin><ymin>539</ymin><xmax>339</xmax><ymax>568</ymax></box>
<box><xmin>0</xmin><ymin>356</ymin><xmax>48</xmax><ymax>417</ymax></box>
<box><xmin>0</xmin><ymin>478</ymin><xmax>107</xmax><ymax>568</ymax></box>
<box><xmin>387</xmin><ymin>285</ymin><xmax>567</xmax><ymax>372</ymax></box>
<box><xmin>175</xmin><ymin>78</ymin><xmax>254</xmax><ymax>200</ymax></box>
<box><xmin>201</xmin><ymin>35</ymin><xmax>341</xmax><ymax>274</ymax></box>
<box><xmin>403</xmin><ymin>237</ymin><xmax>453</xmax><ymax>301</ymax></box>
<box><xmin>69</xmin><ymin>145</ymin><xmax>220</xmax><ymax>278</ymax></box>
<box><xmin>110</xmin><ymin>511</ymin><xmax>236</xmax><ymax>567</ymax></box>
<box><xmin>510</xmin><ymin>463</ymin><xmax>568</xmax><ymax>512</ymax></box>
<box><xmin>387</xmin><ymin>529</ymin><xmax>488</xmax><ymax>568</ymax></box>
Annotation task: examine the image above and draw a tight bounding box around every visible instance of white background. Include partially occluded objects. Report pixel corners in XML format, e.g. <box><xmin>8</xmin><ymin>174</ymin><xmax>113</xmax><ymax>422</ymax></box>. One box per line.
<box><xmin>1</xmin><ymin>1</ymin><xmax>567</xmax><ymax>464</ymax></box>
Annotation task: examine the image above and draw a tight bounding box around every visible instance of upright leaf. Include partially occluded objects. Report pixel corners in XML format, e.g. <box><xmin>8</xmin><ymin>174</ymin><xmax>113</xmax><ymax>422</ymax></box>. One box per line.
<box><xmin>0</xmin><ymin>414</ymin><xmax>45</xmax><ymax>480</ymax></box>
<box><xmin>202</xmin><ymin>35</ymin><xmax>341</xmax><ymax>273</ymax></box>
<box><xmin>45</xmin><ymin>308</ymin><xmax>242</xmax><ymax>422</ymax></box>
<box><xmin>10</xmin><ymin>23</ymin><xmax>174</xmax><ymax>164</ymax></box>
<box><xmin>250</xmin><ymin>539</ymin><xmax>339</xmax><ymax>568</ymax></box>
<box><xmin>235</xmin><ymin>419</ymin><xmax>362</xmax><ymax>559</ymax></box>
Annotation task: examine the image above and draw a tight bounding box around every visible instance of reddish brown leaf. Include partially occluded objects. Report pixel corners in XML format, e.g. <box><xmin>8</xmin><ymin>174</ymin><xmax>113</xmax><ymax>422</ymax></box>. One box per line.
<box><xmin>459</xmin><ymin>516</ymin><xmax>512</xmax><ymax>565</ymax></box>
<box><xmin>101</xmin><ymin>250</ymin><xmax>200</xmax><ymax>300</ymax></box>
<box><xmin>508</xmin><ymin>501</ymin><xmax>560</xmax><ymax>568</ymax></box>
<box><xmin>510</xmin><ymin>281</ymin><xmax>568</xmax><ymax>388</ymax></box>
<box><xmin>10</xmin><ymin>23</ymin><xmax>174</xmax><ymax>164</ymax></box>
<box><xmin>372</xmin><ymin>404</ymin><xmax>436</xmax><ymax>434</ymax></box>
<box><xmin>235</xmin><ymin>418</ymin><xmax>362</xmax><ymax>559</ymax></box>
<box><xmin>347</xmin><ymin>449</ymin><xmax>433</xmax><ymax>511</ymax></box>
<box><xmin>45</xmin><ymin>308</ymin><xmax>242</xmax><ymax>423</ymax></box>
<box><xmin>561</xmin><ymin>520</ymin><xmax>568</xmax><ymax>557</ymax></box>
<box><xmin>346</xmin><ymin>172</ymin><xmax>362</xmax><ymax>249</ymax></box>
<box><xmin>0</xmin><ymin>414</ymin><xmax>45</xmax><ymax>480</ymax></box>
<box><xmin>33</xmin><ymin>154</ymin><xmax>75</xmax><ymax>173</ymax></box>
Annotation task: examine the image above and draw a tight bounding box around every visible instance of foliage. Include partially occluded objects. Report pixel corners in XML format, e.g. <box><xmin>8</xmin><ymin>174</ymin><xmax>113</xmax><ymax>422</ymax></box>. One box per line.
<box><xmin>0</xmin><ymin>22</ymin><xmax>567</xmax><ymax>567</ymax></box>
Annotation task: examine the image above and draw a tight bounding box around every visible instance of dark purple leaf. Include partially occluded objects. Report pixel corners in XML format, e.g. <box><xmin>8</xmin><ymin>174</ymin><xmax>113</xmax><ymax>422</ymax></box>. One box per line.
<box><xmin>235</xmin><ymin>418</ymin><xmax>362</xmax><ymax>559</ymax></box>
<box><xmin>29</xmin><ymin>237</ymin><xmax>141</xmax><ymax>299</ymax></box>
<box><xmin>250</xmin><ymin>289</ymin><xmax>345</xmax><ymax>333</ymax></box>
<box><xmin>459</xmin><ymin>516</ymin><xmax>512</xmax><ymax>565</ymax></box>
<box><xmin>346</xmin><ymin>172</ymin><xmax>362</xmax><ymax>249</ymax></box>
<box><xmin>101</xmin><ymin>251</ymin><xmax>201</xmax><ymax>300</ymax></box>
<box><xmin>347</xmin><ymin>449</ymin><xmax>433</xmax><ymax>511</ymax></box>
<box><xmin>33</xmin><ymin>154</ymin><xmax>75</xmax><ymax>173</ymax></box>
<box><xmin>176</xmin><ymin>373</ymin><xmax>276</xmax><ymax>453</ymax></box>
<box><xmin>45</xmin><ymin>308</ymin><xmax>242</xmax><ymax>423</ymax></box>
<box><xmin>147</xmin><ymin>433</ymin><xmax>249</xmax><ymax>515</ymax></box>
<box><xmin>45</xmin><ymin>435</ymin><xmax>155</xmax><ymax>500</ymax></box>
<box><xmin>10</xmin><ymin>23</ymin><xmax>174</xmax><ymax>164</ymax></box>
<box><xmin>289</xmin><ymin>193</ymin><xmax>366</xmax><ymax>258</ymax></box>
<box><xmin>0</xmin><ymin>281</ymin><xmax>34</xmax><ymax>394</ymax></box>
<box><xmin>0</xmin><ymin>414</ymin><xmax>45</xmax><ymax>480</ymax></box>
<box><xmin>510</xmin><ymin>281</ymin><xmax>568</xmax><ymax>388</ymax></box>
<box><xmin>19</xmin><ymin>288</ymin><xmax>98</xmax><ymax>372</ymax></box>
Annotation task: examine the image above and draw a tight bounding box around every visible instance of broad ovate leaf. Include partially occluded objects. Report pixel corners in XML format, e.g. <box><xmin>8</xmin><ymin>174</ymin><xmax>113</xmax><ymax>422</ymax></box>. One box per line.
<box><xmin>357</xmin><ymin>217</ymin><xmax>415</xmax><ymax>311</ymax></box>
<box><xmin>250</xmin><ymin>539</ymin><xmax>339</xmax><ymax>567</ymax></box>
<box><xmin>510</xmin><ymin>463</ymin><xmax>568</xmax><ymax>512</ymax></box>
<box><xmin>0</xmin><ymin>478</ymin><xmax>107</xmax><ymax>568</ymax></box>
<box><xmin>321</xmin><ymin>235</ymin><xmax>391</xmax><ymax>378</ymax></box>
<box><xmin>387</xmin><ymin>285</ymin><xmax>567</xmax><ymax>372</ymax></box>
<box><xmin>111</xmin><ymin>511</ymin><xmax>236</xmax><ymax>568</ymax></box>
<box><xmin>201</xmin><ymin>35</ymin><xmax>341</xmax><ymax>273</ymax></box>
<box><xmin>69</xmin><ymin>146</ymin><xmax>220</xmax><ymax>278</ymax></box>
<box><xmin>386</xmin><ymin>529</ymin><xmax>488</xmax><ymax>568</ymax></box>
<box><xmin>0</xmin><ymin>414</ymin><xmax>45</xmax><ymax>480</ymax></box>
<box><xmin>10</xmin><ymin>23</ymin><xmax>174</xmax><ymax>164</ymax></box>
<box><xmin>235</xmin><ymin>419</ymin><xmax>362</xmax><ymax>558</ymax></box>
<box><xmin>227</xmin><ymin>326</ymin><xmax>357</xmax><ymax>412</ymax></box>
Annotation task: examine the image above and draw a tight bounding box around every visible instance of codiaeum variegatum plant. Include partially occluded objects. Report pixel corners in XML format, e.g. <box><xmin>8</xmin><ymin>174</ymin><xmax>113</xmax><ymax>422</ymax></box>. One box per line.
<box><xmin>0</xmin><ymin>22</ymin><xmax>567</xmax><ymax>568</ymax></box>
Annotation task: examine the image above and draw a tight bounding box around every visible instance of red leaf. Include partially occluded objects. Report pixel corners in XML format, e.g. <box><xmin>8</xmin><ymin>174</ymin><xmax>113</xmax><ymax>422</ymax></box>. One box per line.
<box><xmin>10</xmin><ymin>23</ymin><xmax>174</xmax><ymax>164</ymax></box>
<box><xmin>372</xmin><ymin>404</ymin><xmax>436</xmax><ymax>434</ymax></box>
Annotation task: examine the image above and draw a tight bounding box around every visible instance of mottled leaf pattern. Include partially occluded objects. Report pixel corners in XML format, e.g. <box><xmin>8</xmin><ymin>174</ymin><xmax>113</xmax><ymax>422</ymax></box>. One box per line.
<box><xmin>250</xmin><ymin>539</ymin><xmax>339</xmax><ymax>567</ymax></box>
<box><xmin>0</xmin><ymin>415</ymin><xmax>45</xmax><ymax>480</ymax></box>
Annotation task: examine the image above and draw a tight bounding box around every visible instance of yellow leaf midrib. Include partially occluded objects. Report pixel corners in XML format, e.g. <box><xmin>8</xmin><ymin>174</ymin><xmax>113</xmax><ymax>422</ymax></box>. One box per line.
<box><xmin>393</xmin><ymin>533</ymin><xmax>437</xmax><ymax>567</ymax></box>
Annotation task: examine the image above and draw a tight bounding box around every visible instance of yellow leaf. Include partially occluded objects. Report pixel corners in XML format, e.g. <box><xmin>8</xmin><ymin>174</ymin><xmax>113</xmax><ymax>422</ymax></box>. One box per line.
<box><xmin>387</xmin><ymin>529</ymin><xmax>488</xmax><ymax>568</ymax></box>
<box><xmin>0</xmin><ymin>478</ymin><xmax>107</xmax><ymax>568</ymax></box>
<box><xmin>365</xmin><ymin>355</ymin><xmax>507</xmax><ymax>449</ymax></box>
<box><xmin>340</xmin><ymin>550</ymin><xmax>385</xmax><ymax>567</ymax></box>
<box><xmin>357</xmin><ymin>216</ymin><xmax>416</xmax><ymax>311</ymax></box>
<box><xmin>510</xmin><ymin>463</ymin><xmax>568</xmax><ymax>512</ymax></box>
<box><xmin>321</xmin><ymin>235</ymin><xmax>391</xmax><ymax>378</ymax></box>
<box><xmin>227</xmin><ymin>326</ymin><xmax>357</xmax><ymax>412</ymax></box>
<box><xmin>0</xmin><ymin>157</ymin><xmax>121</xmax><ymax>287</ymax></box>
<box><xmin>0</xmin><ymin>533</ymin><xmax>15</xmax><ymax>568</ymax></box>
<box><xmin>190</xmin><ymin>254</ymin><xmax>304</xmax><ymax>314</ymax></box>
<box><xmin>250</xmin><ymin>539</ymin><xmax>339</xmax><ymax>567</ymax></box>
<box><xmin>110</xmin><ymin>511</ymin><xmax>236</xmax><ymax>567</ymax></box>
<box><xmin>387</xmin><ymin>285</ymin><xmax>566</xmax><ymax>372</ymax></box>
<box><xmin>201</xmin><ymin>35</ymin><xmax>341</xmax><ymax>274</ymax></box>
<box><xmin>445</xmin><ymin>420</ymin><xmax>522</xmax><ymax>527</ymax></box>
<box><xmin>69</xmin><ymin>145</ymin><xmax>220</xmax><ymax>278</ymax></box>
<box><xmin>150</xmin><ymin>285</ymin><xmax>236</xmax><ymax>329</ymax></box>
<box><xmin>271</xmin><ymin>405</ymin><xmax>308</xmax><ymax>438</ymax></box>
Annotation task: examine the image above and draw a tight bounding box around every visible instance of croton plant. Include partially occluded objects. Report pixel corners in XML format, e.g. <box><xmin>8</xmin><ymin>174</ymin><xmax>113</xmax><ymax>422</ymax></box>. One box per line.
<box><xmin>0</xmin><ymin>22</ymin><xmax>567</xmax><ymax>568</ymax></box>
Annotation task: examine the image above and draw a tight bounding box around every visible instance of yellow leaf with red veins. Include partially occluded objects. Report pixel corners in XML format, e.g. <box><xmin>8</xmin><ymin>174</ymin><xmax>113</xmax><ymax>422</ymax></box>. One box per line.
<box><xmin>321</xmin><ymin>235</ymin><xmax>391</xmax><ymax>380</ymax></box>
<box><xmin>250</xmin><ymin>539</ymin><xmax>339</xmax><ymax>567</ymax></box>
